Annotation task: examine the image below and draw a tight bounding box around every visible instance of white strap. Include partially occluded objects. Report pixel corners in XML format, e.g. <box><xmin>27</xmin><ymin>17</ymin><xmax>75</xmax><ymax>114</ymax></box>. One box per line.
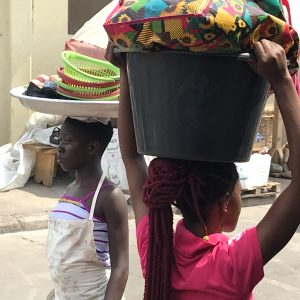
<box><xmin>63</xmin><ymin>182</ymin><xmax>75</xmax><ymax>195</ymax></box>
<box><xmin>89</xmin><ymin>172</ymin><xmax>106</xmax><ymax>220</ymax></box>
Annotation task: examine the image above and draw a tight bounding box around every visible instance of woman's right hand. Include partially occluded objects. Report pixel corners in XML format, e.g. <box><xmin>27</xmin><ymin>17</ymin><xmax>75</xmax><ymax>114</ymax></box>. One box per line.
<box><xmin>248</xmin><ymin>39</ymin><xmax>291</xmax><ymax>87</ymax></box>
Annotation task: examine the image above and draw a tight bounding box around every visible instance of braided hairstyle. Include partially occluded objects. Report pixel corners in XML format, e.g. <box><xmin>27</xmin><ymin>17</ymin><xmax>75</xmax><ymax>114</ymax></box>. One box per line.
<box><xmin>142</xmin><ymin>158</ymin><xmax>239</xmax><ymax>300</ymax></box>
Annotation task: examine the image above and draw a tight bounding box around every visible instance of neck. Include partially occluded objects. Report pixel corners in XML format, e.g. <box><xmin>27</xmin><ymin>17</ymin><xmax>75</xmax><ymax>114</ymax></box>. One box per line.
<box><xmin>185</xmin><ymin>220</ymin><xmax>223</xmax><ymax>238</ymax></box>
<box><xmin>184</xmin><ymin>205</ymin><xmax>224</xmax><ymax>237</ymax></box>
<box><xmin>75</xmin><ymin>160</ymin><xmax>103</xmax><ymax>187</ymax></box>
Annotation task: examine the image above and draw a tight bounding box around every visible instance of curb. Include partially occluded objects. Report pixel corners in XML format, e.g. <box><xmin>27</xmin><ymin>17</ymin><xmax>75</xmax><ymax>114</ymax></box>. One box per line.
<box><xmin>0</xmin><ymin>213</ymin><xmax>49</xmax><ymax>235</ymax></box>
<box><xmin>1</xmin><ymin>206</ymin><xmax>135</xmax><ymax>235</ymax></box>
<box><xmin>0</xmin><ymin>196</ymin><xmax>277</xmax><ymax>235</ymax></box>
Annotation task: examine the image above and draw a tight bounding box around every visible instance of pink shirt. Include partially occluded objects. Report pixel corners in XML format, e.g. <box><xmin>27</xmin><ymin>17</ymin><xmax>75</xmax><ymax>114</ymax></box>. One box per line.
<box><xmin>137</xmin><ymin>215</ymin><xmax>264</xmax><ymax>300</ymax></box>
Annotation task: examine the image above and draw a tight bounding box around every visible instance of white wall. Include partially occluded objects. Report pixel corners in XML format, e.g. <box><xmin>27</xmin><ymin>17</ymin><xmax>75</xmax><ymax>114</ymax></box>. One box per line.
<box><xmin>0</xmin><ymin>0</ymin><xmax>69</xmax><ymax>146</ymax></box>
<box><xmin>31</xmin><ymin>0</ymin><xmax>69</xmax><ymax>77</ymax></box>
<box><xmin>9</xmin><ymin>0</ymin><xmax>32</xmax><ymax>143</ymax></box>
<box><xmin>0</xmin><ymin>0</ymin><xmax>10</xmax><ymax>145</ymax></box>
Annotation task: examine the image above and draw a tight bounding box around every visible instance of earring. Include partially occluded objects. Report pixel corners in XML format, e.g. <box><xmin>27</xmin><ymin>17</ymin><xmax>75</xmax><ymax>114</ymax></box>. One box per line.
<box><xmin>203</xmin><ymin>236</ymin><xmax>209</xmax><ymax>242</ymax></box>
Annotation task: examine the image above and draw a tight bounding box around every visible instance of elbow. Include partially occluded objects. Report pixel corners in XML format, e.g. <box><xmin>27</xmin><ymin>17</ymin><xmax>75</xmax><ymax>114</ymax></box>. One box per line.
<box><xmin>111</xmin><ymin>265</ymin><xmax>129</xmax><ymax>282</ymax></box>
<box><xmin>119</xmin><ymin>265</ymin><xmax>129</xmax><ymax>278</ymax></box>
<box><xmin>121</xmin><ymin>266</ymin><xmax>129</xmax><ymax>281</ymax></box>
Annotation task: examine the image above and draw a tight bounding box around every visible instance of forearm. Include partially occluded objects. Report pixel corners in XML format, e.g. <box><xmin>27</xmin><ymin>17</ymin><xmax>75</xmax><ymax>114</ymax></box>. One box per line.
<box><xmin>106</xmin><ymin>43</ymin><xmax>149</xmax><ymax>222</ymax></box>
<box><xmin>118</xmin><ymin>67</ymin><xmax>144</xmax><ymax>163</ymax></box>
<box><xmin>257</xmin><ymin>75</ymin><xmax>300</xmax><ymax>264</ymax></box>
<box><xmin>104</xmin><ymin>268</ymin><xmax>128</xmax><ymax>300</ymax></box>
<box><xmin>118</xmin><ymin>65</ymin><xmax>149</xmax><ymax>222</ymax></box>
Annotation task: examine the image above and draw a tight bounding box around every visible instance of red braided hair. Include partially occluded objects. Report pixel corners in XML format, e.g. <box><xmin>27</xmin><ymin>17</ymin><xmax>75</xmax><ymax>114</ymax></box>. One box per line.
<box><xmin>142</xmin><ymin>158</ymin><xmax>238</xmax><ymax>300</ymax></box>
<box><xmin>143</xmin><ymin>158</ymin><xmax>196</xmax><ymax>300</ymax></box>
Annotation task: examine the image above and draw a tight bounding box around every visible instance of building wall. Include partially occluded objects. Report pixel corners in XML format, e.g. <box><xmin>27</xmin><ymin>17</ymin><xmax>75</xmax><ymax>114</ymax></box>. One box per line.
<box><xmin>0</xmin><ymin>0</ymin><xmax>69</xmax><ymax>146</ymax></box>
<box><xmin>31</xmin><ymin>0</ymin><xmax>69</xmax><ymax>77</ymax></box>
<box><xmin>1</xmin><ymin>0</ymin><xmax>111</xmax><ymax>146</ymax></box>
<box><xmin>9</xmin><ymin>0</ymin><xmax>33</xmax><ymax>144</ymax></box>
<box><xmin>0</xmin><ymin>0</ymin><xmax>10</xmax><ymax>145</ymax></box>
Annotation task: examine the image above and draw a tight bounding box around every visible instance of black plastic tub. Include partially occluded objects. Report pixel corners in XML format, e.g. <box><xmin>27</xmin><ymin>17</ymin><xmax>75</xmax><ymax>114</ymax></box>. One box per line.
<box><xmin>127</xmin><ymin>51</ymin><xmax>269</xmax><ymax>162</ymax></box>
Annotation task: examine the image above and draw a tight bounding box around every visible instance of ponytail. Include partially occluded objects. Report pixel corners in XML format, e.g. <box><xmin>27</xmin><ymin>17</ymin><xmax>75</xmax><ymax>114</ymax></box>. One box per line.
<box><xmin>142</xmin><ymin>158</ymin><xmax>239</xmax><ymax>299</ymax></box>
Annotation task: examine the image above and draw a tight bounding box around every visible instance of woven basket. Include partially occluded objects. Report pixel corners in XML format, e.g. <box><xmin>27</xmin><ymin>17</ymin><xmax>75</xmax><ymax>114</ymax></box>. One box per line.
<box><xmin>253</xmin><ymin>115</ymin><xmax>274</xmax><ymax>149</ymax></box>
<box><xmin>57</xmin><ymin>67</ymin><xmax>120</xmax><ymax>88</ymax></box>
<box><xmin>61</xmin><ymin>51</ymin><xmax>120</xmax><ymax>83</ymax></box>
<box><xmin>56</xmin><ymin>79</ymin><xmax>119</xmax><ymax>94</ymax></box>
<box><xmin>56</xmin><ymin>85</ymin><xmax>120</xmax><ymax>101</ymax></box>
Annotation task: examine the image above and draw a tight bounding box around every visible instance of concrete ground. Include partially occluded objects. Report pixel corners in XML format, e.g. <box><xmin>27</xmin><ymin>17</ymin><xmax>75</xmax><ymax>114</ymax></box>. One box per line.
<box><xmin>0</xmin><ymin>174</ymin><xmax>300</xmax><ymax>299</ymax></box>
<box><xmin>0</xmin><ymin>173</ymin><xmax>70</xmax><ymax>234</ymax></box>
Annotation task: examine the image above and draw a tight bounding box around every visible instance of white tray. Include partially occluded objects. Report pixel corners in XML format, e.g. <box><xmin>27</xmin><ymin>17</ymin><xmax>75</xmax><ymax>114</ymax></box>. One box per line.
<box><xmin>10</xmin><ymin>86</ymin><xmax>119</xmax><ymax>118</ymax></box>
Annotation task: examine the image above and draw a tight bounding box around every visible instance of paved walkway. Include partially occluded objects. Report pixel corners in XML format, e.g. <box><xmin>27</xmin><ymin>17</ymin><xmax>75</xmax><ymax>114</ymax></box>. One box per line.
<box><xmin>1</xmin><ymin>174</ymin><xmax>300</xmax><ymax>300</ymax></box>
<box><xmin>0</xmin><ymin>173</ymin><xmax>71</xmax><ymax>234</ymax></box>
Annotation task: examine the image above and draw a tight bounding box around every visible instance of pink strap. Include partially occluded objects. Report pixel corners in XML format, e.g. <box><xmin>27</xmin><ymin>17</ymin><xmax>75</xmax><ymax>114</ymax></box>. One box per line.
<box><xmin>82</xmin><ymin>190</ymin><xmax>97</xmax><ymax>202</ymax></box>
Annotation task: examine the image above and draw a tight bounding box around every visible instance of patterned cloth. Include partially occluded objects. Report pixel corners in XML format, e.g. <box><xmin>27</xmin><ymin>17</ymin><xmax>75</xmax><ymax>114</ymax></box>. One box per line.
<box><xmin>104</xmin><ymin>0</ymin><xmax>299</xmax><ymax>72</ymax></box>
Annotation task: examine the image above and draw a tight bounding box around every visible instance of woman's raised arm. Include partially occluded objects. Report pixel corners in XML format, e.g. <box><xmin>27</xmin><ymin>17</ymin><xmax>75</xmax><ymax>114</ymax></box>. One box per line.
<box><xmin>250</xmin><ymin>40</ymin><xmax>300</xmax><ymax>264</ymax></box>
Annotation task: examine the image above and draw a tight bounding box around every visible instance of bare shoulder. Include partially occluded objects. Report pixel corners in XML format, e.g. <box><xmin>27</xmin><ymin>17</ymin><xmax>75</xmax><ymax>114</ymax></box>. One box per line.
<box><xmin>95</xmin><ymin>183</ymin><xmax>128</xmax><ymax>218</ymax></box>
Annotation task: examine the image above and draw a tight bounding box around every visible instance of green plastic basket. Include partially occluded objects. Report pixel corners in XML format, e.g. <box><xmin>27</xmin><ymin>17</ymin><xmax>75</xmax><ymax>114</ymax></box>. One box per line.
<box><xmin>56</xmin><ymin>85</ymin><xmax>120</xmax><ymax>101</ymax></box>
<box><xmin>56</xmin><ymin>79</ymin><xmax>119</xmax><ymax>94</ymax></box>
<box><xmin>61</xmin><ymin>51</ymin><xmax>120</xmax><ymax>83</ymax></box>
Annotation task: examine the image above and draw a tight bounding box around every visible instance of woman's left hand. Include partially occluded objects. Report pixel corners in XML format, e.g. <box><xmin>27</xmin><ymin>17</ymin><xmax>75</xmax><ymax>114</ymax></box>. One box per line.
<box><xmin>105</xmin><ymin>41</ymin><xmax>125</xmax><ymax>69</ymax></box>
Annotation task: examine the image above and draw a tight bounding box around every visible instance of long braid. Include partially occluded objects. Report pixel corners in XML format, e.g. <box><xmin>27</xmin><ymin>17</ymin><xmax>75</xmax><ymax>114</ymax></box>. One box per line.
<box><xmin>143</xmin><ymin>158</ymin><xmax>187</xmax><ymax>300</ymax></box>
<box><xmin>188</xmin><ymin>173</ymin><xmax>208</xmax><ymax>237</ymax></box>
<box><xmin>142</xmin><ymin>158</ymin><xmax>239</xmax><ymax>300</ymax></box>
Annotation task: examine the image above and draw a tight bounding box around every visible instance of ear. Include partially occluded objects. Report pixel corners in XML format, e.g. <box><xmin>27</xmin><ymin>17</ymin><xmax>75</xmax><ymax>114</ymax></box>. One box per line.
<box><xmin>88</xmin><ymin>140</ymin><xmax>101</xmax><ymax>155</ymax></box>
<box><xmin>222</xmin><ymin>193</ymin><xmax>231</xmax><ymax>213</ymax></box>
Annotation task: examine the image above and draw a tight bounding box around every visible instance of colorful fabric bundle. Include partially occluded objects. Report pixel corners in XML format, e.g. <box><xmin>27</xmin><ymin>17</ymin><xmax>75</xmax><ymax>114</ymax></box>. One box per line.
<box><xmin>104</xmin><ymin>0</ymin><xmax>299</xmax><ymax>72</ymax></box>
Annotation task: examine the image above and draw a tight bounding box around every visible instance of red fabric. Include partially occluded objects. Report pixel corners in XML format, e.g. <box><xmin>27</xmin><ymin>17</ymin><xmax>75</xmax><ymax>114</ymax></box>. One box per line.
<box><xmin>137</xmin><ymin>215</ymin><xmax>264</xmax><ymax>300</ymax></box>
<box><xmin>292</xmin><ymin>72</ymin><xmax>300</xmax><ymax>96</ymax></box>
<box><xmin>282</xmin><ymin>0</ymin><xmax>292</xmax><ymax>25</ymax></box>
<box><xmin>281</xmin><ymin>0</ymin><xmax>300</xmax><ymax>96</ymax></box>
<box><xmin>64</xmin><ymin>39</ymin><xmax>106</xmax><ymax>60</ymax></box>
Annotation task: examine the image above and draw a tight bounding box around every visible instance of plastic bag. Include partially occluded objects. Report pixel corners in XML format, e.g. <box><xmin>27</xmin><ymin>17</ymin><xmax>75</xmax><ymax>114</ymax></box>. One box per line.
<box><xmin>0</xmin><ymin>112</ymin><xmax>64</xmax><ymax>191</ymax></box>
<box><xmin>104</xmin><ymin>0</ymin><xmax>299</xmax><ymax>72</ymax></box>
<box><xmin>235</xmin><ymin>153</ymin><xmax>272</xmax><ymax>190</ymax></box>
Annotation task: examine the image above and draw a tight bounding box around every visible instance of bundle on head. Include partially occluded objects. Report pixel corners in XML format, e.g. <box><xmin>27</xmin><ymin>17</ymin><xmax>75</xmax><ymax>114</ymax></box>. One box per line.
<box><xmin>143</xmin><ymin>158</ymin><xmax>239</xmax><ymax>300</ymax></box>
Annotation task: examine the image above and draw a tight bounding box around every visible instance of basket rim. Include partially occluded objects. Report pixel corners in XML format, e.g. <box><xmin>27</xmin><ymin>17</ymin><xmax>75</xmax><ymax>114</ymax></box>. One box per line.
<box><xmin>61</xmin><ymin>51</ymin><xmax>120</xmax><ymax>82</ymax></box>
<box><xmin>56</xmin><ymin>85</ymin><xmax>120</xmax><ymax>101</ymax></box>
<box><xmin>57</xmin><ymin>67</ymin><xmax>120</xmax><ymax>87</ymax></box>
<box><xmin>56</xmin><ymin>78</ymin><xmax>119</xmax><ymax>93</ymax></box>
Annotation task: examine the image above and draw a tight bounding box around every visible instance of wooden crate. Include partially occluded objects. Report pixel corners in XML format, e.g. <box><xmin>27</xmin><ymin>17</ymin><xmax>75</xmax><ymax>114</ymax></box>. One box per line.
<box><xmin>23</xmin><ymin>143</ymin><xmax>58</xmax><ymax>187</ymax></box>
<box><xmin>241</xmin><ymin>181</ymin><xmax>281</xmax><ymax>199</ymax></box>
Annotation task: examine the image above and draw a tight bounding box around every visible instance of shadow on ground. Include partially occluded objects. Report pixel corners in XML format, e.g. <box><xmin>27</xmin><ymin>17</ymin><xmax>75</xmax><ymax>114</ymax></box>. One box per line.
<box><xmin>19</xmin><ymin>170</ymin><xmax>73</xmax><ymax>199</ymax></box>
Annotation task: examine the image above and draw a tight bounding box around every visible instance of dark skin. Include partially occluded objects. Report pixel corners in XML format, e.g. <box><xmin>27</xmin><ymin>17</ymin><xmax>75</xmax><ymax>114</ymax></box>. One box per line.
<box><xmin>57</xmin><ymin>121</ymin><xmax>129</xmax><ymax>300</ymax></box>
<box><xmin>249</xmin><ymin>40</ymin><xmax>300</xmax><ymax>264</ymax></box>
<box><xmin>106</xmin><ymin>39</ymin><xmax>300</xmax><ymax>270</ymax></box>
